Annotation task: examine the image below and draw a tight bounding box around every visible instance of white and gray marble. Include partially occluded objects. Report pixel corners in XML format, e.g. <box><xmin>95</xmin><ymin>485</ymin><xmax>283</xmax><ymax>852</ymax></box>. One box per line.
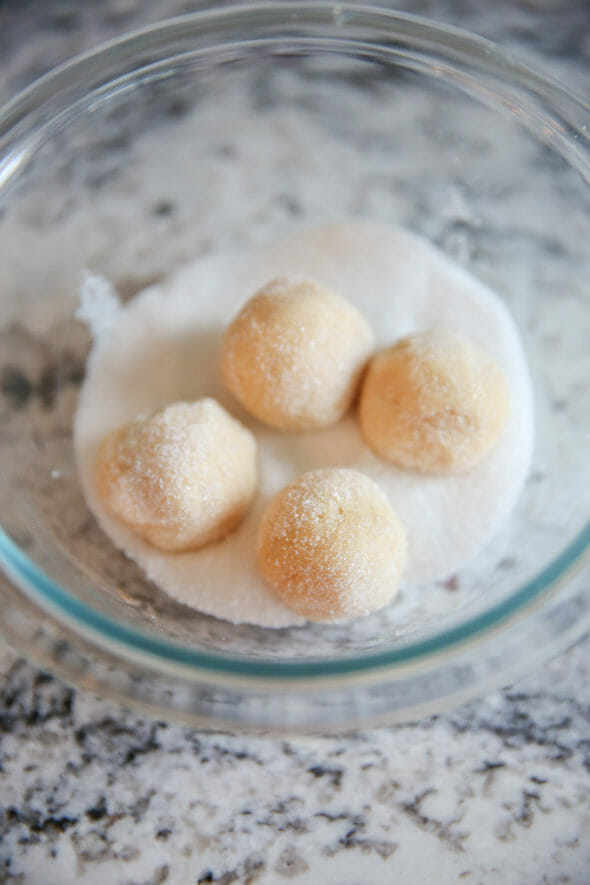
<box><xmin>0</xmin><ymin>1</ymin><xmax>589</xmax><ymax>883</ymax></box>
<box><xmin>1</xmin><ymin>636</ymin><xmax>590</xmax><ymax>884</ymax></box>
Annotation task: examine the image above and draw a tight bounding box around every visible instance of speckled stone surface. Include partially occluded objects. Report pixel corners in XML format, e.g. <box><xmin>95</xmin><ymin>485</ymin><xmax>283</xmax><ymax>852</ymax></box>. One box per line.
<box><xmin>1</xmin><ymin>1</ymin><xmax>590</xmax><ymax>883</ymax></box>
<box><xmin>2</xmin><ymin>638</ymin><xmax>590</xmax><ymax>884</ymax></box>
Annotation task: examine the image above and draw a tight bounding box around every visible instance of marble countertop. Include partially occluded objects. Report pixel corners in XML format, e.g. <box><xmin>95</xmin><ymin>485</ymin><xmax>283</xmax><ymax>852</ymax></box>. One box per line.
<box><xmin>1</xmin><ymin>638</ymin><xmax>589</xmax><ymax>885</ymax></box>
<box><xmin>1</xmin><ymin>1</ymin><xmax>590</xmax><ymax>883</ymax></box>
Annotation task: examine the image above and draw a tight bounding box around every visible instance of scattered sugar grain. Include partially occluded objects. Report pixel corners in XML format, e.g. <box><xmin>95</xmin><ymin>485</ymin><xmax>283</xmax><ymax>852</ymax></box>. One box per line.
<box><xmin>75</xmin><ymin>269</ymin><xmax>121</xmax><ymax>339</ymax></box>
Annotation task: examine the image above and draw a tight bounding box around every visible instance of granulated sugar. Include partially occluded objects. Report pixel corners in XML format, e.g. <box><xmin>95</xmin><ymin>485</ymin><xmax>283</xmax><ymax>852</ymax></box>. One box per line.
<box><xmin>74</xmin><ymin>221</ymin><xmax>534</xmax><ymax>627</ymax></box>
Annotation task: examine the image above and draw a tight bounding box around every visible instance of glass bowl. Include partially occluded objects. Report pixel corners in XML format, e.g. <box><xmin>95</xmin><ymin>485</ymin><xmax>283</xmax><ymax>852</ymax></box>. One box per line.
<box><xmin>1</xmin><ymin>4</ymin><xmax>589</xmax><ymax>731</ymax></box>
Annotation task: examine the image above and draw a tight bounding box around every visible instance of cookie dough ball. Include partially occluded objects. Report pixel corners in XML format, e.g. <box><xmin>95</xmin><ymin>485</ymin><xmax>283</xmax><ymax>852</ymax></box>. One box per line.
<box><xmin>221</xmin><ymin>277</ymin><xmax>375</xmax><ymax>431</ymax></box>
<box><xmin>95</xmin><ymin>399</ymin><xmax>257</xmax><ymax>552</ymax></box>
<box><xmin>359</xmin><ymin>330</ymin><xmax>510</xmax><ymax>474</ymax></box>
<box><xmin>256</xmin><ymin>468</ymin><xmax>407</xmax><ymax>621</ymax></box>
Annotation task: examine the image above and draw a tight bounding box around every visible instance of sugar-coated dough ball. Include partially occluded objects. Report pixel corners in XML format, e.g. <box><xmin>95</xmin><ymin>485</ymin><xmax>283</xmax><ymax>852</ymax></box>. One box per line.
<box><xmin>95</xmin><ymin>399</ymin><xmax>257</xmax><ymax>552</ymax></box>
<box><xmin>359</xmin><ymin>330</ymin><xmax>510</xmax><ymax>474</ymax></box>
<box><xmin>221</xmin><ymin>277</ymin><xmax>375</xmax><ymax>430</ymax></box>
<box><xmin>256</xmin><ymin>468</ymin><xmax>407</xmax><ymax>621</ymax></box>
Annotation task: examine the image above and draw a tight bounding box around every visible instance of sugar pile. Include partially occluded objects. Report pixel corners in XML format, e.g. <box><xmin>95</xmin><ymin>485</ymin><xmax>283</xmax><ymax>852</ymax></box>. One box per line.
<box><xmin>74</xmin><ymin>221</ymin><xmax>534</xmax><ymax>627</ymax></box>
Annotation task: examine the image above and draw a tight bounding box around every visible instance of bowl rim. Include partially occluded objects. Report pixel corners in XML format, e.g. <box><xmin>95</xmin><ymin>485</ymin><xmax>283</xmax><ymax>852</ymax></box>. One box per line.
<box><xmin>1</xmin><ymin>2</ymin><xmax>589</xmax><ymax>692</ymax></box>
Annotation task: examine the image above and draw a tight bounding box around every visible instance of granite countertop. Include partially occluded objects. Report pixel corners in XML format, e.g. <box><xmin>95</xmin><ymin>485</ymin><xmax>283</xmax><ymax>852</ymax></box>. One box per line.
<box><xmin>1</xmin><ymin>1</ymin><xmax>590</xmax><ymax>883</ymax></box>
<box><xmin>2</xmin><ymin>638</ymin><xmax>590</xmax><ymax>884</ymax></box>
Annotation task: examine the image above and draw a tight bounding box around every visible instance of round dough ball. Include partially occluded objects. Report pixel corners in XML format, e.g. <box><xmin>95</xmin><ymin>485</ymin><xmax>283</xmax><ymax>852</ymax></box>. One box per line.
<box><xmin>359</xmin><ymin>330</ymin><xmax>510</xmax><ymax>474</ymax></box>
<box><xmin>221</xmin><ymin>277</ymin><xmax>375</xmax><ymax>430</ymax></box>
<box><xmin>95</xmin><ymin>398</ymin><xmax>257</xmax><ymax>552</ymax></box>
<box><xmin>256</xmin><ymin>468</ymin><xmax>407</xmax><ymax>621</ymax></box>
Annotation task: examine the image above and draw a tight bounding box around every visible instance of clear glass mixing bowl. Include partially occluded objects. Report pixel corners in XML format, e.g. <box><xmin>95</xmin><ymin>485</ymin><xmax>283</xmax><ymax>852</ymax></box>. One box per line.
<box><xmin>1</xmin><ymin>4</ymin><xmax>589</xmax><ymax>730</ymax></box>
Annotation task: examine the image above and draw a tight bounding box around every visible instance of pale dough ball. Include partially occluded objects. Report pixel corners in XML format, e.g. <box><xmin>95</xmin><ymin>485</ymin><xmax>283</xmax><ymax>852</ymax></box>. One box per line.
<box><xmin>95</xmin><ymin>399</ymin><xmax>257</xmax><ymax>552</ymax></box>
<box><xmin>221</xmin><ymin>277</ymin><xmax>375</xmax><ymax>430</ymax></box>
<box><xmin>256</xmin><ymin>468</ymin><xmax>407</xmax><ymax>621</ymax></box>
<box><xmin>359</xmin><ymin>330</ymin><xmax>510</xmax><ymax>474</ymax></box>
